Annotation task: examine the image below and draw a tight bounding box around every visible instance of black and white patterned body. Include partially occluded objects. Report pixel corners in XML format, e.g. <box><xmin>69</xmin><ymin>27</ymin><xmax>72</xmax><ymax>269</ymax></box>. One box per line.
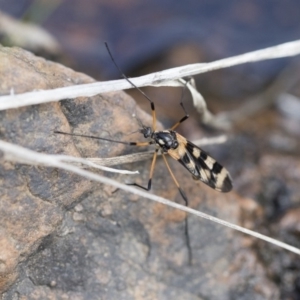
<box><xmin>140</xmin><ymin>126</ymin><xmax>232</xmax><ymax>193</ymax></box>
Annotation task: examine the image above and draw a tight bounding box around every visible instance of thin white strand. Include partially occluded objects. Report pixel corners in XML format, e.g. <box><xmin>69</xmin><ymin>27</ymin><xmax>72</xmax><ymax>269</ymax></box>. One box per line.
<box><xmin>54</xmin><ymin>155</ymin><xmax>139</xmax><ymax>174</ymax></box>
<box><xmin>0</xmin><ymin>139</ymin><xmax>299</xmax><ymax>256</ymax></box>
<box><xmin>86</xmin><ymin>135</ymin><xmax>228</xmax><ymax>166</ymax></box>
<box><xmin>1</xmin><ymin>40</ymin><xmax>300</xmax><ymax>110</ymax></box>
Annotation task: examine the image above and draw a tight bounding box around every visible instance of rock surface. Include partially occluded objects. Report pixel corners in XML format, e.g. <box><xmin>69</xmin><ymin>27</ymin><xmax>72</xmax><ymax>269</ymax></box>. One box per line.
<box><xmin>0</xmin><ymin>46</ymin><xmax>281</xmax><ymax>299</ymax></box>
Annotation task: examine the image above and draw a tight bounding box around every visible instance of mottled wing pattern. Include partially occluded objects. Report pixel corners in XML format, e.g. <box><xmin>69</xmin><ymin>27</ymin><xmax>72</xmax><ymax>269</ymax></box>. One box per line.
<box><xmin>168</xmin><ymin>134</ymin><xmax>232</xmax><ymax>192</ymax></box>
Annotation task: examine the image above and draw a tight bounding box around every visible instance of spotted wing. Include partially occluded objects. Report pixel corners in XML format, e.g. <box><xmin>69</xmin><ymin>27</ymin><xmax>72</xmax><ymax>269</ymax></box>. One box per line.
<box><xmin>168</xmin><ymin>139</ymin><xmax>232</xmax><ymax>192</ymax></box>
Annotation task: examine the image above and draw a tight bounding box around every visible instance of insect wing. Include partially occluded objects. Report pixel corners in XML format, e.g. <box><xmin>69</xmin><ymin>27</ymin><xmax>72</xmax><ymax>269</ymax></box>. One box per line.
<box><xmin>169</xmin><ymin>139</ymin><xmax>232</xmax><ymax>193</ymax></box>
<box><xmin>187</xmin><ymin>141</ymin><xmax>232</xmax><ymax>192</ymax></box>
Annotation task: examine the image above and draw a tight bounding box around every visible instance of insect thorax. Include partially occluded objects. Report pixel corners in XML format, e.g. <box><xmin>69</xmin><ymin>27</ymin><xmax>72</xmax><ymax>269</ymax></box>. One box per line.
<box><xmin>153</xmin><ymin>130</ymin><xmax>178</xmax><ymax>152</ymax></box>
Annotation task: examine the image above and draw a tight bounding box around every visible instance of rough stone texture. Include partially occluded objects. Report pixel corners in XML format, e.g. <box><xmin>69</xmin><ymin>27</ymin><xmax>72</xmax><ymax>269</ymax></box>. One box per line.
<box><xmin>0</xmin><ymin>46</ymin><xmax>280</xmax><ymax>299</ymax></box>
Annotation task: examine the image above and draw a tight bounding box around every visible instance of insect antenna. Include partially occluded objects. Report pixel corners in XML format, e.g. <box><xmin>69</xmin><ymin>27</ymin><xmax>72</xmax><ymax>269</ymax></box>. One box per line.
<box><xmin>54</xmin><ymin>131</ymin><xmax>134</xmax><ymax>146</ymax></box>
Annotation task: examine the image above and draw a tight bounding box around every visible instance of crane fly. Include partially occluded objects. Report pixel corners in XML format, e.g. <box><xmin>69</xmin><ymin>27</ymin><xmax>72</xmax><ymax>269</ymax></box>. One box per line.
<box><xmin>55</xmin><ymin>43</ymin><xmax>233</xmax><ymax>264</ymax></box>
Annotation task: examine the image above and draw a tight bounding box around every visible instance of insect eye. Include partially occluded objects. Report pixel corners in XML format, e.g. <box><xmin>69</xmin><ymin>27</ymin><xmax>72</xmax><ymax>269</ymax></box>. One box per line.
<box><xmin>142</xmin><ymin>127</ymin><xmax>152</xmax><ymax>138</ymax></box>
<box><xmin>173</xmin><ymin>141</ymin><xmax>179</xmax><ymax>148</ymax></box>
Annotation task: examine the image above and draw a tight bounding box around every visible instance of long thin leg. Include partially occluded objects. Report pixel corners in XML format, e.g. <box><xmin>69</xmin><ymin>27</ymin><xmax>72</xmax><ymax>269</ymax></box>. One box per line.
<box><xmin>161</xmin><ymin>154</ymin><xmax>192</xmax><ymax>265</ymax></box>
<box><xmin>127</xmin><ymin>148</ymin><xmax>158</xmax><ymax>191</ymax></box>
<box><xmin>150</xmin><ymin>102</ymin><xmax>157</xmax><ymax>131</ymax></box>
<box><xmin>105</xmin><ymin>42</ymin><xmax>157</xmax><ymax>131</ymax></box>
<box><xmin>130</xmin><ymin>141</ymin><xmax>153</xmax><ymax>147</ymax></box>
<box><xmin>170</xmin><ymin>79</ymin><xmax>191</xmax><ymax>131</ymax></box>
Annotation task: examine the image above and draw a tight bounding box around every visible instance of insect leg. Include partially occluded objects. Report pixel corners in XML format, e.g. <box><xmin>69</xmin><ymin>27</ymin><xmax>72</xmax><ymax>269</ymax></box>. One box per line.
<box><xmin>150</xmin><ymin>101</ymin><xmax>157</xmax><ymax>132</ymax></box>
<box><xmin>127</xmin><ymin>148</ymin><xmax>158</xmax><ymax>191</ymax></box>
<box><xmin>170</xmin><ymin>79</ymin><xmax>191</xmax><ymax>131</ymax></box>
<box><xmin>161</xmin><ymin>154</ymin><xmax>192</xmax><ymax>265</ymax></box>
<box><xmin>105</xmin><ymin>42</ymin><xmax>157</xmax><ymax>131</ymax></box>
<box><xmin>129</xmin><ymin>141</ymin><xmax>153</xmax><ymax>147</ymax></box>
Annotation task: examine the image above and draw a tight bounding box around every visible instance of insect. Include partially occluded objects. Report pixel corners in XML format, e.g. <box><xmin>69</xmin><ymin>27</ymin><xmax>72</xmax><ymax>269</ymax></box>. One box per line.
<box><xmin>55</xmin><ymin>43</ymin><xmax>232</xmax><ymax>264</ymax></box>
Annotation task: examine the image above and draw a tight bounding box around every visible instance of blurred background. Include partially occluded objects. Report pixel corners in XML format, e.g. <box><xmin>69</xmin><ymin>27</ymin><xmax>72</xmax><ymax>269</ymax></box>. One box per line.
<box><xmin>1</xmin><ymin>0</ymin><xmax>300</xmax><ymax>177</ymax></box>
<box><xmin>1</xmin><ymin>0</ymin><xmax>300</xmax><ymax>298</ymax></box>
<box><xmin>1</xmin><ymin>0</ymin><xmax>300</xmax><ymax>128</ymax></box>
